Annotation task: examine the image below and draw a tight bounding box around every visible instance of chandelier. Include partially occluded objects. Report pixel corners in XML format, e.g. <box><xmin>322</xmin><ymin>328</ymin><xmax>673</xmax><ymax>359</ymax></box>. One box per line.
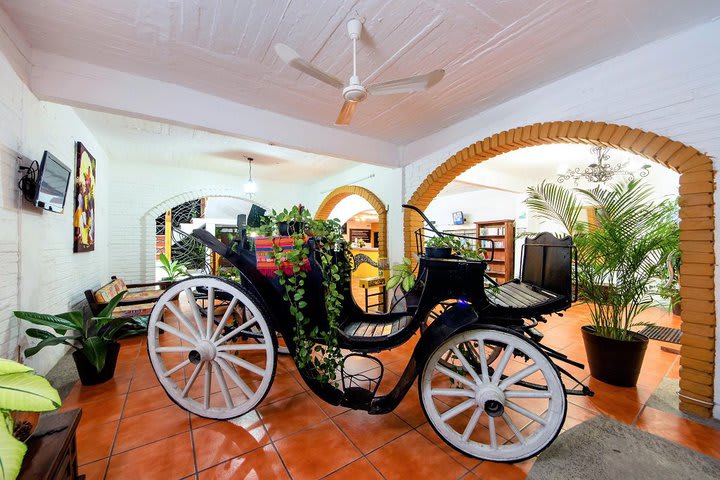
<box><xmin>243</xmin><ymin>157</ymin><xmax>257</xmax><ymax>198</ymax></box>
<box><xmin>557</xmin><ymin>146</ymin><xmax>650</xmax><ymax>184</ymax></box>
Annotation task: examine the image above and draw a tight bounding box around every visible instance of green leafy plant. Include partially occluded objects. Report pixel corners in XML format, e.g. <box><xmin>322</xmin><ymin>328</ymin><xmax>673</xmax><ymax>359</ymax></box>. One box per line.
<box><xmin>260</xmin><ymin>205</ymin><xmax>347</xmax><ymax>384</ymax></box>
<box><xmin>387</xmin><ymin>257</ymin><xmax>417</xmax><ymax>292</ymax></box>
<box><xmin>158</xmin><ymin>253</ymin><xmax>188</xmax><ymax>281</ymax></box>
<box><xmin>525</xmin><ymin>179</ymin><xmax>679</xmax><ymax>340</ymax></box>
<box><xmin>425</xmin><ymin>235</ymin><xmax>485</xmax><ymax>260</ymax></box>
<box><xmin>0</xmin><ymin>359</ymin><xmax>60</xmax><ymax>480</ymax></box>
<box><xmin>14</xmin><ymin>292</ymin><xmax>133</xmax><ymax>373</ymax></box>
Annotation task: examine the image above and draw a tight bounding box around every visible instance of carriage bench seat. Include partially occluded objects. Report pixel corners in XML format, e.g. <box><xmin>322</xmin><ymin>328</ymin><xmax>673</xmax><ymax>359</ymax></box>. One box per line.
<box><xmin>486</xmin><ymin>280</ymin><xmax>563</xmax><ymax>310</ymax></box>
<box><xmin>85</xmin><ymin>276</ymin><xmax>170</xmax><ymax>318</ymax></box>
<box><xmin>342</xmin><ymin>314</ymin><xmax>412</xmax><ymax>340</ymax></box>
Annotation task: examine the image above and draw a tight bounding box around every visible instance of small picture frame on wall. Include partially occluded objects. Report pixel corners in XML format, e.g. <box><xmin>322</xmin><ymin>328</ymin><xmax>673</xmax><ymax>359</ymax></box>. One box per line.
<box><xmin>452</xmin><ymin>211</ymin><xmax>464</xmax><ymax>225</ymax></box>
<box><xmin>73</xmin><ymin>142</ymin><xmax>96</xmax><ymax>253</ymax></box>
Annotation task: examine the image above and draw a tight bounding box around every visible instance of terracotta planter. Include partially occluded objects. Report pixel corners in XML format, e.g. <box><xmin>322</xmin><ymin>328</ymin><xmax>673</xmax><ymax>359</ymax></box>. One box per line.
<box><xmin>72</xmin><ymin>342</ymin><xmax>121</xmax><ymax>386</ymax></box>
<box><xmin>581</xmin><ymin>326</ymin><xmax>648</xmax><ymax>387</ymax></box>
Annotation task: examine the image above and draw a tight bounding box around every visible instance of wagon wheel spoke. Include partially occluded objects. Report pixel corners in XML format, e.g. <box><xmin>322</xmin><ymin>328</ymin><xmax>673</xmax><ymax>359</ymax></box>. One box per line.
<box><xmin>181</xmin><ymin>362</ymin><xmax>203</xmax><ymax>398</ymax></box>
<box><xmin>210</xmin><ymin>298</ymin><xmax>238</xmax><ymax>342</ymax></box>
<box><xmin>215</xmin><ymin>317</ymin><xmax>258</xmax><ymax>346</ymax></box>
<box><xmin>164</xmin><ymin>359</ymin><xmax>191</xmax><ymax>378</ymax></box>
<box><xmin>490</xmin><ymin>345</ymin><xmax>513</xmax><ymax>385</ymax></box>
<box><xmin>217</xmin><ymin>352</ymin><xmax>266</xmax><ymax>376</ymax></box>
<box><xmin>203</xmin><ymin>361</ymin><xmax>212</xmax><ymax>409</ymax></box>
<box><xmin>212</xmin><ymin>360</ymin><xmax>234</xmax><ymax>409</ymax></box>
<box><xmin>477</xmin><ymin>339</ymin><xmax>490</xmax><ymax>383</ymax></box>
<box><xmin>505</xmin><ymin>400</ymin><xmax>547</xmax><ymax>426</ymax></box>
<box><xmin>502</xmin><ymin>412</ymin><xmax>526</xmax><ymax>444</ymax></box>
<box><xmin>488</xmin><ymin>416</ymin><xmax>498</xmax><ymax>450</ymax></box>
<box><xmin>164</xmin><ymin>301</ymin><xmax>202</xmax><ymax>341</ymax></box>
<box><xmin>157</xmin><ymin>322</ymin><xmax>197</xmax><ymax>345</ymax></box>
<box><xmin>450</xmin><ymin>346</ymin><xmax>482</xmax><ymax>384</ymax></box>
<box><xmin>184</xmin><ymin>288</ymin><xmax>205</xmax><ymax>334</ymax></box>
<box><xmin>498</xmin><ymin>363</ymin><xmax>541</xmax><ymax>390</ymax></box>
<box><xmin>461</xmin><ymin>407</ymin><xmax>482</xmax><ymax>442</ymax></box>
<box><xmin>215</xmin><ymin>357</ymin><xmax>255</xmax><ymax>399</ymax></box>
<box><xmin>206</xmin><ymin>287</ymin><xmax>215</xmax><ymax>339</ymax></box>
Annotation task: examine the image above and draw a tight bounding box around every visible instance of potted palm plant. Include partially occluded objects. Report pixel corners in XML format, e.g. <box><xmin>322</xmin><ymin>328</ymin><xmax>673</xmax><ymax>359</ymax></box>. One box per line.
<box><xmin>14</xmin><ymin>292</ymin><xmax>138</xmax><ymax>386</ymax></box>
<box><xmin>525</xmin><ymin>180</ymin><xmax>678</xmax><ymax>387</ymax></box>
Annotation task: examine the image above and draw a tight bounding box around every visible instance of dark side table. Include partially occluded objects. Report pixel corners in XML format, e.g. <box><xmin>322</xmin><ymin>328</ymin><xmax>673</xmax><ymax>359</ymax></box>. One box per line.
<box><xmin>18</xmin><ymin>409</ymin><xmax>82</xmax><ymax>480</ymax></box>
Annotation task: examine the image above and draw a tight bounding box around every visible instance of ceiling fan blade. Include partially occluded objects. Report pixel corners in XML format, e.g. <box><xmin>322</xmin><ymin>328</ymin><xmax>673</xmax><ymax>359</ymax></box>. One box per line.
<box><xmin>274</xmin><ymin>43</ymin><xmax>344</xmax><ymax>89</ymax></box>
<box><xmin>335</xmin><ymin>100</ymin><xmax>357</xmax><ymax>126</ymax></box>
<box><xmin>367</xmin><ymin>69</ymin><xmax>445</xmax><ymax>95</ymax></box>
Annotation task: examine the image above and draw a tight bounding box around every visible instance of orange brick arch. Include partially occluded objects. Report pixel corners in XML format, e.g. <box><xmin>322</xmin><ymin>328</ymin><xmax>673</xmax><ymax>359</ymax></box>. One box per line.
<box><xmin>315</xmin><ymin>185</ymin><xmax>388</xmax><ymax>269</ymax></box>
<box><xmin>405</xmin><ymin>120</ymin><xmax>716</xmax><ymax>417</ymax></box>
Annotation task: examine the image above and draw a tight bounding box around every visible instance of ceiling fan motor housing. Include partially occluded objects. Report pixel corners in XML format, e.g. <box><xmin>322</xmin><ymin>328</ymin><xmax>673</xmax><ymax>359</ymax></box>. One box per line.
<box><xmin>343</xmin><ymin>75</ymin><xmax>367</xmax><ymax>102</ymax></box>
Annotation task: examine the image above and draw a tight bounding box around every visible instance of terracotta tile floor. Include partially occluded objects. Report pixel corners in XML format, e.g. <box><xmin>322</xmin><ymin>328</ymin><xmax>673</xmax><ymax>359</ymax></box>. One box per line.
<box><xmin>63</xmin><ymin>306</ymin><xmax>720</xmax><ymax>479</ymax></box>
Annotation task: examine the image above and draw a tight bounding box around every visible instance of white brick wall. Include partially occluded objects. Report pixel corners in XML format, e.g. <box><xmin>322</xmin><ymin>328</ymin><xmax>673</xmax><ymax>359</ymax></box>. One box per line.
<box><xmin>0</xmin><ymin>50</ymin><xmax>111</xmax><ymax>374</ymax></box>
<box><xmin>107</xmin><ymin>160</ymin><xmax>302</xmax><ymax>283</ymax></box>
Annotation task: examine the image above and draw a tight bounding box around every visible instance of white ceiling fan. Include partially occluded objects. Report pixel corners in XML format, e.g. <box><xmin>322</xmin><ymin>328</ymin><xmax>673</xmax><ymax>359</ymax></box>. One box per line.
<box><xmin>274</xmin><ymin>18</ymin><xmax>445</xmax><ymax>126</ymax></box>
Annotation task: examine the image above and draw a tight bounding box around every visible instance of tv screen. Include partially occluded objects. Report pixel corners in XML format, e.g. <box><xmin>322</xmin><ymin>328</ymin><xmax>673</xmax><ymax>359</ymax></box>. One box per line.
<box><xmin>34</xmin><ymin>151</ymin><xmax>71</xmax><ymax>214</ymax></box>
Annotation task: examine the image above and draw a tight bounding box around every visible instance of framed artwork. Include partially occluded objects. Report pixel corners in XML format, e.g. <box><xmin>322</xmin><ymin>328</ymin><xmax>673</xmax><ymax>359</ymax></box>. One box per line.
<box><xmin>73</xmin><ymin>142</ymin><xmax>96</xmax><ymax>253</ymax></box>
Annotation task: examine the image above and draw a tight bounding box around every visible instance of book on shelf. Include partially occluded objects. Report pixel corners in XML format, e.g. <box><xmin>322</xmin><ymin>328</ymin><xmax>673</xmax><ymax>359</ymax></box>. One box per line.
<box><xmin>478</xmin><ymin>226</ymin><xmax>506</xmax><ymax>236</ymax></box>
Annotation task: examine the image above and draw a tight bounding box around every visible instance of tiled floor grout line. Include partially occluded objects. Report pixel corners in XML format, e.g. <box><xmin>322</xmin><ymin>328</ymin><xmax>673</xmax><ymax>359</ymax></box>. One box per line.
<box><xmin>187</xmin><ymin>411</ymin><xmax>200</xmax><ymax>479</ymax></box>
<box><xmin>101</xmin><ymin>345</ymin><xmax>140</xmax><ymax>480</ymax></box>
<box><xmin>256</xmin><ymin>408</ymin><xmax>295</xmax><ymax>479</ymax></box>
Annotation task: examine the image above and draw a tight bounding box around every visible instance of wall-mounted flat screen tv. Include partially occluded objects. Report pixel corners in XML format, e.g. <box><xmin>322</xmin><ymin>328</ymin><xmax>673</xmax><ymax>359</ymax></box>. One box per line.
<box><xmin>34</xmin><ymin>151</ymin><xmax>71</xmax><ymax>214</ymax></box>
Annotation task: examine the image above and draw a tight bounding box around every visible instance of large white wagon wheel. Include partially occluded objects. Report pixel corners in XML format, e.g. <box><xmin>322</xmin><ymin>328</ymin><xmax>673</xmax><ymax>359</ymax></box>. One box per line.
<box><xmin>419</xmin><ymin>327</ymin><xmax>566</xmax><ymax>462</ymax></box>
<box><xmin>148</xmin><ymin>276</ymin><xmax>277</xmax><ymax>419</ymax></box>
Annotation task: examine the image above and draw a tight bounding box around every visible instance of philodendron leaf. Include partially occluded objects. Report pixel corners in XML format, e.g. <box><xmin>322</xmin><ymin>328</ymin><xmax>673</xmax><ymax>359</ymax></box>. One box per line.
<box><xmin>98</xmin><ymin>291</ymin><xmax>127</xmax><ymax>318</ymax></box>
<box><xmin>13</xmin><ymin>311</ymin><xmax>77</xmax><ymax>334</ymax></box>
<box><xmin>24</xmin><ymin>336</ymin><xmax>78</xmax><ymax>358</ymax></box>
<box><xmin>0</xmin><ymin>360</ymin><xmax>61</xmax><ymax>411</ymax></box>
<box><xmin>56</xmin><ymin>311</ymin><xmax>84</xmax><ymax>330</ymax></box>
<box><xmin>0</xmin><ymin>417</ymin><xmax>27</xmax><ymax>480</ymax></box>
<box><xmin>0</xmin><ymin>361</ymin><xmax>31</xmax><ymax>376</ymax></box>
<box><xmin>82</xmin><ymin>337</ymin><xmax>108</xmax><ymax>373</ymax></box>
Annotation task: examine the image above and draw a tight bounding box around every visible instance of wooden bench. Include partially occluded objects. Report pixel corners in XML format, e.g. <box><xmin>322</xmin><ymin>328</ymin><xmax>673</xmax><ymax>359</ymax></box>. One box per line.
<box><xmin>84</xmin><ymin>276</ymin><xmax>171</xmax><ymax>318</ymax></box>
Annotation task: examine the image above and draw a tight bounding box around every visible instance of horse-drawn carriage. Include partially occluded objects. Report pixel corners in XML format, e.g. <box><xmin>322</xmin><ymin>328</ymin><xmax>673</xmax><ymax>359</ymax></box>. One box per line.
<box><xmin>147</xmin><ymin>204</ymin><xmax>592</xmax><ymax>462</ymax></box>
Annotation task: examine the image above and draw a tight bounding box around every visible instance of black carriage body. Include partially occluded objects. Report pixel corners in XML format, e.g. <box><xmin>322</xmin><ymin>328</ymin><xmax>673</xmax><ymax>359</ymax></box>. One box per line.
<box><xmin>190</xmin><ymin>219</ymin><xmax>584</xmax><ymax>414</ymax></box>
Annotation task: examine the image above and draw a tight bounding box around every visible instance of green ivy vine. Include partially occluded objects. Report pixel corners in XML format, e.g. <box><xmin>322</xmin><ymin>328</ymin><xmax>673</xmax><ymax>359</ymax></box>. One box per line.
<box><xmin>259</xmin><ymin>205</ymin><xmax>348</xmax><ymax>384</ymax></box>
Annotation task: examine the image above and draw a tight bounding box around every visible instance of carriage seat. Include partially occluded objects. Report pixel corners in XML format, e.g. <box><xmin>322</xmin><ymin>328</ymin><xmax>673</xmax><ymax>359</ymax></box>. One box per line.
<box><xmin>486</xmin><ymin>232</ymin><xmax>574</xmax><ymax>314</ymax></box>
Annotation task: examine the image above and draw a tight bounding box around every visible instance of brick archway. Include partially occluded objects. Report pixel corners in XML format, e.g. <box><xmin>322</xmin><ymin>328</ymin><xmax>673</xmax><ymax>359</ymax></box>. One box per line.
<box><xmin>315</xmin><ymin>185</ymin><xmax>388</xmax><ymax>268</ymax></box>
<box><xmin>405</xmin><ymin>120</ymin><xmax>715</xmax><ymax>417</ymax></box>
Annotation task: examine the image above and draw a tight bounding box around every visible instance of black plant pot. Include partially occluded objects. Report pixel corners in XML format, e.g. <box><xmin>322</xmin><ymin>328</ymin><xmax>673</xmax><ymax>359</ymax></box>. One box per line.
<box><xmin>425</xmin><ymin>246</ymin><xmax>452</xmax><ymax>258</ymax></box>
<box><xmin>72</xmin><ymin>342</ymin><xmax>121</xmax><ymax>386</ymax></box>
<box><xmin>581</xmin><ymin>326</ymin><xmax>648</xmax><ymax>387</ymax></box>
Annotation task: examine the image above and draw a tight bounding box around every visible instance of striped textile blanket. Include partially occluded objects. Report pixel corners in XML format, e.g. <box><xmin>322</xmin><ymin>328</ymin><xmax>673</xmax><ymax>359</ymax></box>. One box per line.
<box><xmin>255</xmin><ymin>236</ymin><xmax>311</xmax><ymax>277</ymax></box>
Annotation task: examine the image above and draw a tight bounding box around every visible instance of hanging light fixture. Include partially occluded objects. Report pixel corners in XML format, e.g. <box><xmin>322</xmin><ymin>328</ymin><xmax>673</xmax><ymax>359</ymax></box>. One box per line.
<box><xmin>243</xmin><ymin>157</ymin><xmax>257</xmax><ymax>198</ymax></box>
<box><xmin>557</xmin><ymin>146</ymin><xmax>651</xmax><ymax>184</ymax></box>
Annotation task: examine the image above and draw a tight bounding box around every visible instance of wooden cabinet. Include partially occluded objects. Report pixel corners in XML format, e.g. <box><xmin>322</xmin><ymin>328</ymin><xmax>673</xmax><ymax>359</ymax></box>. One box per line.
<box><xmin>475</xmin><ymin>219</ymin><xmax>515</xmax><ymax>284</ymax></box>
<box><xmin>18</xmin><ymin>409</ymin><xmax>82</xmax><ymax>480</ymax></box>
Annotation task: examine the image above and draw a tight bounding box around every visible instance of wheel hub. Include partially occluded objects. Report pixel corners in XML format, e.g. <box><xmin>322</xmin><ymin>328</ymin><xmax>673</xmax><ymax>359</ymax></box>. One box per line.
<box><xmin>188</xmin><ymin>340</ymin><xmax>216</xmax><ymax>365</ymax></box>
<box><xmin>476</xmin><ymin>385</ymin><xmax>505</xmax><ymax>417</ymax></box>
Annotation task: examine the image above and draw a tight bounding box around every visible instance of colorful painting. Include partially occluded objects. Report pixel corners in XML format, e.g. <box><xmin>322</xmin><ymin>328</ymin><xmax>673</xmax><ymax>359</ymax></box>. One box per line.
<box><xmin>73</xmin><ymin>142</ymin><xmax>96</xmax><ymax>253</ymax></box>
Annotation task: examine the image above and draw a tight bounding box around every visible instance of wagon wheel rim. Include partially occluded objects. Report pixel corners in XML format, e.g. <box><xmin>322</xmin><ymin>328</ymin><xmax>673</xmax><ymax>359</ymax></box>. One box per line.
<box><xmin>421</xmin><ymin>329</ymin><xmax>565</xmax><ymax>462</ymax></box>
<box><xmin>148</xmin><ymin>277</ymin><xmax>276</xmax><ymax>419</ymax></box>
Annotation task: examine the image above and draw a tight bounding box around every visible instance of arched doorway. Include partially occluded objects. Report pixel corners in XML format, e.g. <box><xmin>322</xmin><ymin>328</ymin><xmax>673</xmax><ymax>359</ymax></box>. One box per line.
<box><xmin>404</xmin><ymin>120</ymin><xmax>715</xmax><ymax>418</ymax></box>
<box><xmin>316</xmin><ymin>186</ymin><xmax>389</xmax><ymax>270</ymax></box>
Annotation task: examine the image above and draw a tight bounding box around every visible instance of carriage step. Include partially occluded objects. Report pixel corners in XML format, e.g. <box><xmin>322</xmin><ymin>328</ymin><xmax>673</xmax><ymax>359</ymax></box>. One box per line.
<box><xmin>343</xmin><ymin>316</ymin><xmax>411</xmax><ymax>339</ymax></box>
<box><xmin>340</xmin><ymin>353</ymin><xmax>383</xmax><ymax>409</ymax></box>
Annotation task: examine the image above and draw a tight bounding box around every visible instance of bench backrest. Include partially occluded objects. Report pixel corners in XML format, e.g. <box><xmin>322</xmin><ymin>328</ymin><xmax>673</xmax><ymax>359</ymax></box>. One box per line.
<box><xmin>520</xmin><ymin>233</ymin><xmax>574</xmax><ymax>300</ymax></box>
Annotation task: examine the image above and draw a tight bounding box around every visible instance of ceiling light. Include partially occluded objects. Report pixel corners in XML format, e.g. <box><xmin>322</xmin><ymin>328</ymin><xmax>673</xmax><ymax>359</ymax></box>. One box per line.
<box><xmin>557</xmin><ymin>146</ymin><xmax>650</xmax><ymax>184</ymax></box>
<box><xmin>244</xmin><ymin>157</ymin><xmax>257</xmax><ymax>198</ymax></box>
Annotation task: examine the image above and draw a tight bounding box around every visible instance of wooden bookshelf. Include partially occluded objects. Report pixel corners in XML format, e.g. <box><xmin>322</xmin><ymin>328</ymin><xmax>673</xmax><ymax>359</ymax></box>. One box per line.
<box><xmin>475</xmin><ymin>219</ymin><xmax>515</xmax><ymax>284</ymax></box>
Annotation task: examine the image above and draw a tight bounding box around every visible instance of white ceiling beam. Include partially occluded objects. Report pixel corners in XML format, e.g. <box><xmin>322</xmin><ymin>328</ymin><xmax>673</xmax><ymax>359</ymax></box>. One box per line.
<box><xmin>29</xmin><ymin>51</ymin><xmax>401</xmax><ymax>168</ymax></box>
